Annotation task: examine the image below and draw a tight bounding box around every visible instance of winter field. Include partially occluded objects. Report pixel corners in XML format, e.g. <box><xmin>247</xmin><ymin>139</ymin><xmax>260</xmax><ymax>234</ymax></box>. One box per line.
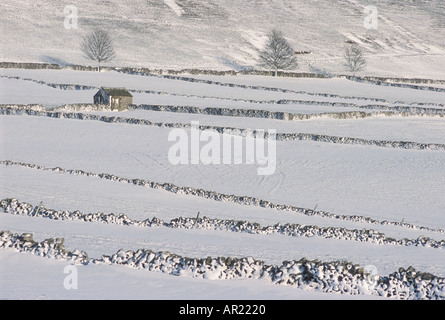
<box><xmin>1</xmin><ymin>67</ymin><xmax>445</xmax><ymax>300</ymax></box>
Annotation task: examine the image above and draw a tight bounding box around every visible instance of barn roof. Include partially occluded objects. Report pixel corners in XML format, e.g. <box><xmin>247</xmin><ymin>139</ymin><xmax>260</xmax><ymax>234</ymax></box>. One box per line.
<box><xmin>101</xmin><ymin>87</ymin><xmax>133</xmax><ymax>97</ymax></box>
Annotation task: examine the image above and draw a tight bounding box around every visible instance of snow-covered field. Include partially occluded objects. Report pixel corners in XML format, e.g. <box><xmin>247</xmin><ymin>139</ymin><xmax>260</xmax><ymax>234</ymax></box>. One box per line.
<box><xmin>1</xmin><ymin>66</ymin><xmax>445</xmax><ymax>300</ymax></box>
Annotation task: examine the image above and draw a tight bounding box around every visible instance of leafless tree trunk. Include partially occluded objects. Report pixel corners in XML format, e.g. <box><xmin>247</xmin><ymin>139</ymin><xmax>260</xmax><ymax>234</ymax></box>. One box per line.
<box><xmin>344</xmin><ymin>43</ymin><xmax>366</xmax><ymax>74</ymax></box>
<box><xmin>258</xmin><ymin>29</ymin><xmax>298</xmax><ymax>76</ymax></box>
<box><xmin>81</xmin><ymin>29</ymin><xmax>116</xmax><ymax>72</ymax></box>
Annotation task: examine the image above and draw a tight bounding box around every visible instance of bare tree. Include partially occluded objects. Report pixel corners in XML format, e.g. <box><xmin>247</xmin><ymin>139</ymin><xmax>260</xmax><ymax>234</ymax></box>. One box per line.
<box><xmin>81</xmin><ymin>29</ymin><xmax>116</xmax><ymax>72</ymax></box>
<box><xmin>258</xmin><ymin>29</ymin><xmax>297</xmax><ymax>76</ymax></box>
<box><xmin>344</xmin><ymin>43</ymin><xmax>366</xmax><ymax>74</ymax></box>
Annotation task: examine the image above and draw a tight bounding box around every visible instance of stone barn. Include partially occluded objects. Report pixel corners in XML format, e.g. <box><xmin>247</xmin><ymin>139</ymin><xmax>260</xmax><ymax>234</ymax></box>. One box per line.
<box><xmin>94</xmin><ymin>87</ymin><xmax>133</xmax><ymax>111</ymax></box>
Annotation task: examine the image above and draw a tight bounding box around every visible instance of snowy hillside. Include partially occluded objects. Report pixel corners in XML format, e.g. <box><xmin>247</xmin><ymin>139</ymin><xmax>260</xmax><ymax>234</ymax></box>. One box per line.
<box><xmin>1</xmin><ymin>0</ymin><xmax>445</xmax><ymax>78</ymax></box>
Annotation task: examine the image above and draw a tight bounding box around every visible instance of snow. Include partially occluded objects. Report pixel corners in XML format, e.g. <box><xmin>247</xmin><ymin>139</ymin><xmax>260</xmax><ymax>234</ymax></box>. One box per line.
<box><xmin>90</xmin><ymin>110</ymin><xmax>445</xmax><ymax>145</ymax></box>
<box><xmin>1</xmin><ymin>50</ymin><xmax>445</xmax><ymax>299</ymax></box>
<box><xmin>3</xmin><ymin>249</ymin><xmax>364</xmax><ymax>300</ymax></box>
<box><xmin>1</xmin><ymin>0</ymin><xmax>445</xmax><ymax>78</ymax></box>
<box><xmin>2</xmin><ymin>69</ymin><xmax>445</xmax><ymax>106</ymax></box>
<box><xmin>2</xmin><ymin>165</ymin><xmax>442</xmax><ymax>241</ymax></box>
<box><xmin>163</xmin><ymin>0</ymin><xmax>185</xmax><ymax>17</ymax></box>
<box><xmin>2</xmin><ymin>200</ymin><xmax>445</xmax><ymax>279</ymax></box>
<box><xmin>1</xmin><ymin>229</ymin><xmax>443</xmax><ymax>299</ymax></box>
<box><xmin>1</xmin><ymin>115</ymin><xmax>444</xmax><ymax>229</ymax></box>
